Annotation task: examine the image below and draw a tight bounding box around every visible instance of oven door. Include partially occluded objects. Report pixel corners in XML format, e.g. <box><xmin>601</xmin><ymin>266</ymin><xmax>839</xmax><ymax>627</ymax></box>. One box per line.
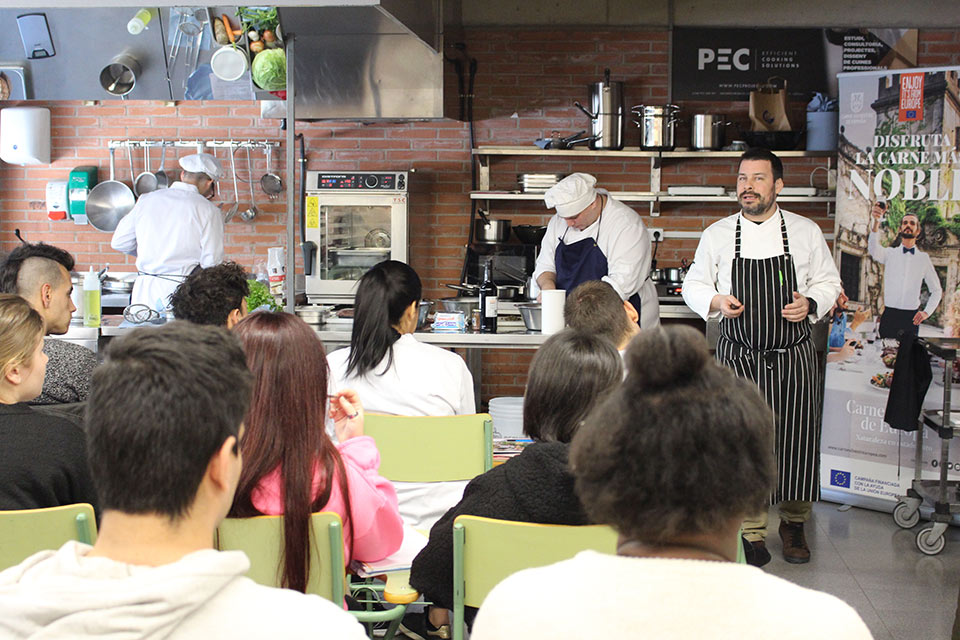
<box><xmin>303</xmin><ymin>191</ymin><xmax>408</xmax><ymax>300</ymax></box>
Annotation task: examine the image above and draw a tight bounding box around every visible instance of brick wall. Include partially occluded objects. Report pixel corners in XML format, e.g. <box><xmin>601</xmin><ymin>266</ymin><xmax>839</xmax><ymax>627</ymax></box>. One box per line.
<box><xmin>1</xmin><ymin>27</ymin><xmax>959</xmax><ymax>402</ymax></box>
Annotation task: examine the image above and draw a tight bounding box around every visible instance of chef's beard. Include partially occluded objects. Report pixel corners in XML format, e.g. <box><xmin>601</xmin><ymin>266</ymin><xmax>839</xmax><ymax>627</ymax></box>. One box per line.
<box><xmin>739</xmin><ymin>191</ymin><xmax>775</xmax><ymax>217</ymax></box>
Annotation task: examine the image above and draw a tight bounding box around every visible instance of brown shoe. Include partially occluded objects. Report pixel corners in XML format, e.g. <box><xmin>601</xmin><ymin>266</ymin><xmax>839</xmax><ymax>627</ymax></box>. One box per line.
<box><xmin>779</xmin><ymin>520</ymin><xmax>810</xmax><ymax>564</ymax></box>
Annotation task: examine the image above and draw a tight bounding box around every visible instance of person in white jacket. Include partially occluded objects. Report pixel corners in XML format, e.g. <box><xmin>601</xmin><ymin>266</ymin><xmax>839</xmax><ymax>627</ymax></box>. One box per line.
<box><xmin>111</xmin><ymin>153</ymin><xmax>225</xmax><ymax>312</ymax></box>
<box><xmin>0</xmin><ymin>322</ymin><xmax>366</xmax><ymax>640</ymax></box>
<box><xmin>327</xmin><ymin>260</ymin><xmax>475</xmax><ymax>529</ymax></box>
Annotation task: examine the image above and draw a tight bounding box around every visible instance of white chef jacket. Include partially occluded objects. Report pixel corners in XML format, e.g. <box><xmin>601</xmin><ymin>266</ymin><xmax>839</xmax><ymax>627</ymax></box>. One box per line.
<box><xmin>327</xmin><ymin>333</ymin><xmax>476</xmax><ymax>530</ymax></box>
<box><xmin>868</xmin><ymin>231</ymin><xmax>942</xmax><ymax>315</ymax></box>
<box><xmin>534</xmin><ymin>191</ymin><xmax>660</xmax><ymax>328</ymax></box>
<box><xmin>682</xmin><ymin>209</ymin><xmax>841</xmax><ymax>322</ymax></box>
<box><xmin>110</xmin><ymin>182</ymin><xmax>224</xmax><ymax>310</ymax></box>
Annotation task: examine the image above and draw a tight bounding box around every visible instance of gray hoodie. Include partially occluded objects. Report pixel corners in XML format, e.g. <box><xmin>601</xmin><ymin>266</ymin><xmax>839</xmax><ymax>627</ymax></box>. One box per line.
<box><xmin>0</xmin><ymin>541</ymin><xmax>367</xmax><ymax>639</ymax></box>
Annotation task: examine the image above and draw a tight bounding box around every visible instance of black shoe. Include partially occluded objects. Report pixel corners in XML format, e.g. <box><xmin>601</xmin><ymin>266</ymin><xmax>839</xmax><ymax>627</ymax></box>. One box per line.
<box><xmin>742</xmin><ymin>536</ymin><xmax>771</xmax><ymax>567</ymax></box>
<box><xmin>399</xmin><ymin>611</ymin><xmax>451</xmax><ymax>640</ymax></box>
<box><xmin>779</xmin><ymin>520</ymin><xmax>810</xmax><ymax>564</ymax></box>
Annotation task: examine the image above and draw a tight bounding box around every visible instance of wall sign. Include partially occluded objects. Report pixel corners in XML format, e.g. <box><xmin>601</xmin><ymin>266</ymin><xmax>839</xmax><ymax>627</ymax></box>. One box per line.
<box><xmin>672</xmin><ymin>28</ymin><xmax>918</xmax><ymax>101</ymax></box>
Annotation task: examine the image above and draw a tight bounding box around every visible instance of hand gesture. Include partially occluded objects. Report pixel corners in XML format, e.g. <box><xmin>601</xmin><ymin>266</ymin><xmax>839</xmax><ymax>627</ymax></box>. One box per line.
<box><xmin>330</xmin><ymin>389</ymin><xmax>364</xmax><ymax>442</ymax></box>
<box><xmin>781</xmin><ymin>292</ymin><xmax>810</xmax><ymax>322</ymax></box>
<box><xmin>913</xmin><ymin>310</ymin><xmax>929</xmax><ymax>326</ymax></box>
<box><xmin>714</xmin><ymin>294</ymin><xmax>744</xmax><ymax>318</ymax></box>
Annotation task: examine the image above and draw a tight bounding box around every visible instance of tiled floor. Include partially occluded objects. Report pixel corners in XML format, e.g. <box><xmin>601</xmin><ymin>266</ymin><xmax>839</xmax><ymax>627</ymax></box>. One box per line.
<box><xmin>764</xmin><ymin>501</ymin><xmax>960</xmax><ymax>640</ymax></box>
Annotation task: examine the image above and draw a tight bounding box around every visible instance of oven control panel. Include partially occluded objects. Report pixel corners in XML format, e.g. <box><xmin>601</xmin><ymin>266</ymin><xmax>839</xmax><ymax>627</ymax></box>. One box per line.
<box><xmin>307</xmin><ymin>171</ymin><xmax>407</xmax><ymax>192</ymax></box>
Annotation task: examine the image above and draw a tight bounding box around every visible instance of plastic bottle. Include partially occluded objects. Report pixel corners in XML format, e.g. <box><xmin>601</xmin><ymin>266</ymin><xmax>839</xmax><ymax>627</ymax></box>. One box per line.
<box><xmin>83</xmin><ymin>267</ymin><xmax>101</xmax><ymax>328</ymax></box>
<box><xmin>127</xmin><ymin>8</ymin><xmax>152</xmax><ymax>35</ymax></box>
<box><xmin>267</xmin><ymin>247</ymin><xmax>286</xmax><ymax>297</ymax></box>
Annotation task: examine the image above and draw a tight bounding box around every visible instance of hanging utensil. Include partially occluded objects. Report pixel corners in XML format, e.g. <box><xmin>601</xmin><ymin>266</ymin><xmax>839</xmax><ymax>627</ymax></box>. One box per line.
<box><xmin>223</xmin><ymin>146</ymin><xmax>240</xmax><ymax>223</ymax></box>
<box><xmin>86</xmin><ymin>146</ymin><xmax>136</xmax><ymax>232</ymax></box>
<box><xmin>240</xmin><ymin>146</ymin><xmax>260</xmax><ymax>222</ymax></box>
<box><xmin>260</xmin><ymin>145</ymin><xmax>283</xmax><ymax>199</ymax></box>
<box><xmin>134</xmin><ymin>143</ymin><xmax>158</xmax><ymax>196</ymax></box>
<box><xmin>125</xmin><ymin>142</ymin><xmax>137</xmax><ymax>196</ymax></box>
<box><xmin>154</xmin><ymin>143</ymin><xmax>169</xmax><ymax>189</ymax></box>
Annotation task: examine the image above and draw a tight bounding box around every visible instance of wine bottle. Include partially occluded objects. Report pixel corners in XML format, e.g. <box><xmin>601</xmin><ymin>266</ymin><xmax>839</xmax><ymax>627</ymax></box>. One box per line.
<box><xmin>479</xmin><ymin>259</ymin><xmax>498</xmax><ymax>333</ymax></box>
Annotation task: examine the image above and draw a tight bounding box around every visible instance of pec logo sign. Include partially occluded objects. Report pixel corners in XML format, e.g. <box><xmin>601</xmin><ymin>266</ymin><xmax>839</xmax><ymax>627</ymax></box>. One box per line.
<box><xmin>698</xmin><ymin>48</ymin><xmax>750</xmax><ymax>71</ymax></box>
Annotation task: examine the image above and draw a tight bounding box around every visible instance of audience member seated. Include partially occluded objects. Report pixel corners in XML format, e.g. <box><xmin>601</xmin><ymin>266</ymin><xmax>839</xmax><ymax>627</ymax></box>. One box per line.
<box><xmin>403</xmin><ymin>329</ymin><xmax>622</xmax><ymax>639</ymax></box>
<box><xmin>0</xmin><ymin>322</ymin><xmax>367</xmax><ymax>639</ymax></box>
<box><xmin>327</xmin><ymin>260</ymin><xmax>474</xmax><ymax>416</ymax></box>
<box><xmin>231</xmin><ymin>312</ymin><xmax>403</xmax><ymax>591</ymax></box>
<box><xmin>564</xmin><ymin>280</ymin><xmax>640</xmax><ymax>354</ymax></box>
<box><xmin>0</xmin><ymin>243</ymin><xmax>95</xmax><ymax>404</ymax></box>
<box><xmin>0</xmin><ymin>294</ymin><xmax>97</xmax><ymax>513</ymax></box>
<box><xmin>170</xmin><ymin>261</ymin><xmax>249</xmax><ymax>328</ymax></box>
<box><xmin>471</xmin><ymin>326</ymin><xmax>873</xmax><ymax>640</ymax></box>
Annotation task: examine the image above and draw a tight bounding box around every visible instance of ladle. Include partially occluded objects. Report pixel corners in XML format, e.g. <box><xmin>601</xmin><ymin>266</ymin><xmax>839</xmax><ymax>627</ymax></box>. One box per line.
<box><xmin>260</xmin><ymin>145</ymin><xmax>283</xmax><ymax>199</ymax></box>
<box><xmin>154</xmin><ymin>143</ymin><xmax>169</xmax><ymax>188</ymax></box>
<box><xmin>134</xmin><ymin>143</ymin><xmax>157</xmax><ymax>196</ymax></box>
<box><xmin>241</xmin><ymin>146</ymin><xmax>260</xmax><ymax>222</ymax></box>
<box><xmin>223</xmin><ymin>146</ymin><xmax>240</xmax><ymax>223</ymax></box>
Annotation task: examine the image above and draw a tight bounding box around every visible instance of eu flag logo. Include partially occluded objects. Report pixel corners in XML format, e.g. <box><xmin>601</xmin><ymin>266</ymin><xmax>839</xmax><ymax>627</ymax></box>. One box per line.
<box><xmin>830</xmin><ymin>470</ymin><xmax>851</xmax><ymax>488</ymax></box>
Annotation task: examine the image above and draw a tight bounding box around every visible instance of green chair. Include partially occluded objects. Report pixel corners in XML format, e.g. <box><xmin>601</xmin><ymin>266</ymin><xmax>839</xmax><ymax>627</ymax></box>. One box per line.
<box><xmin>451</xmin><ymin>515</ymin><xmax>618</xmax><ymax>640</ymax></box>
<box><xmin>0</xmin><ymin>503</ymin><xmax>98</xmax><ymax>571</ymax></box>
<box><xmin>363</xmin><ymin>413</ymin><xmax>493</xmax><ymax>482</ymax></box>
<box><xmin>216</xmin><ymin>512</ymin><xmax>409</xmax><ymax>640</ymax></box>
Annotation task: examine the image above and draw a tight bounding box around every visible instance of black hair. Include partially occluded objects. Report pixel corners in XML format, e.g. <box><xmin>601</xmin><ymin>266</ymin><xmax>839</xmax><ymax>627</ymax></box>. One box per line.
<box><xmin>564</xmin><ymin>280</ymin><xmax>634</xmax><ymax>348</ymax></box>
<box><xmin>86</xmin><ymin>322</ymin><xmax>253</xmax><ymax>519</ymax></box>
<box><xmin>571</xmin><ymin>326</ymin><xmax>776</xmax><ymax>543</ymax></box>
<box><xmin>170</xmin><ymin>261</ymin><xmax>250</xmax><ymax>326</ymax></box>
<box><xmin>739</xmin><ymin>147</ymin><xmax>783</xmax><ymax>182</ymax></box>
<box><xmin>346</xmin><ymin>260</ymin><xmax>422</xmax><ymax>378</ymax></box>
<box><xmin>523</xmin><ymin>329</ymin><xmax>622</xmax><ymax>443</ymax></box>
<box><xmin>0</xmin><ymin>242</ymin><xmax>75</xmax><ymax>294</ymax></box>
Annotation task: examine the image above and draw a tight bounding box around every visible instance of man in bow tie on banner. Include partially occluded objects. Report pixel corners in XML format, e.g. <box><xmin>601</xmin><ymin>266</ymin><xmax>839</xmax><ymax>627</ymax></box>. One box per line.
<box><xmin>868</xmin><ymin>200</ymin><xmax>942</xmax><ymax>340</ymax></box>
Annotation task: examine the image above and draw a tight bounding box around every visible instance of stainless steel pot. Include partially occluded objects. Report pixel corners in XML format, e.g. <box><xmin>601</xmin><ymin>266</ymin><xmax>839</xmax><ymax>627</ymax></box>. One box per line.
<box><xmin>632</xmin><ymin>104</ymin><xmax>679</xmax><ymax>150</ymax></box>
<box><xmin>439</xmin><ymin>296</ymin><xmax>478</xmax><ymax>317</ymax></box>
<box><xmin>690</xmin><ymin>114</ymin><xmax>729</xmax><ymax>150</ymax></box>
<box><xmin>86</xmin><ymin>145</ymin><xmax>136</xmax><ymax>232</ymax></box>
<box><xmin>474</xmin><ymin>210</ymin><xmax>511</xmax><ymax>244</ymax></box>
<box><xmin>99</xmin><ymin>53</ymin><xmax>140</xmax><ymax>97</ymax></box>
<box><xmin>573</xmin><ymin>68</ymin><xmax>624</xmax><ymax>150</ymax></box>
<box><xmin>517</xmin><ymin>303</ymin><xmax>542</xmax><ymax>331</ymax></box>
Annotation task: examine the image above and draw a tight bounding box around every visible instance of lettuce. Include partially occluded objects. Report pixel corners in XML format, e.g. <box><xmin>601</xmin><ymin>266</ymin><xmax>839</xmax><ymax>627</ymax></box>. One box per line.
<box><xmin>251</xmin><ymin>48</ymin><xmax>286</xmax><ymax>91</ymax></box>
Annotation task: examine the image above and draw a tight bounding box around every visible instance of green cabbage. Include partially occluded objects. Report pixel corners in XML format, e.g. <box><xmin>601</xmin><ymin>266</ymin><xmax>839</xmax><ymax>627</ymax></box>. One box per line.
<box><xmin>251</xmin><ymin>48</ymin><xmax>286</xmax><ymax>91</ymax></box>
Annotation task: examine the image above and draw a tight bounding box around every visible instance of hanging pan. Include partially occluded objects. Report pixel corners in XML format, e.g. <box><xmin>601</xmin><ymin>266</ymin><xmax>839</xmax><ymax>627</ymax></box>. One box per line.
<box><xmin>86</xmin><ymin>145</ymin><xmax>136</xmax><ymax>232</ymax></box>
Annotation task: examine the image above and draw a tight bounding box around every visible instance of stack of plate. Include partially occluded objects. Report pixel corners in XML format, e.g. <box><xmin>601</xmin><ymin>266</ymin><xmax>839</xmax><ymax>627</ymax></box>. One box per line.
<box><xmin>518</xmin><ymin>173</ymin><xmax>564</xmax><ymax>193</ymax></box>
<box><xmin>489</xmin><ymin>396</ymin><xmax>524</xmax><ymax>438</ymax></box>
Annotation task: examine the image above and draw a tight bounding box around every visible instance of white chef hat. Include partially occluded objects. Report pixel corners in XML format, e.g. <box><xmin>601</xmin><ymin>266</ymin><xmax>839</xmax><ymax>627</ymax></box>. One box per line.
<box><xmin>179</xmin><ymin>153</ymin><xmax>224</xmax><ymax>180</ymax></box>
<box><xmin>544</xmin><ymin>173</ymin><xmax>598</xmax><ymax>218</ymax></box>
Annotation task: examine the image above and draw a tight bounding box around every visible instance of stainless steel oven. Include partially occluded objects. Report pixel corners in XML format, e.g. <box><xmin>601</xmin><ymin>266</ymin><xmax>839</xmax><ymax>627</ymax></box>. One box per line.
<box><xmin>303</xmin><ymin>171</ymin><xmax>408</xmax><ymax>303</ymax></box>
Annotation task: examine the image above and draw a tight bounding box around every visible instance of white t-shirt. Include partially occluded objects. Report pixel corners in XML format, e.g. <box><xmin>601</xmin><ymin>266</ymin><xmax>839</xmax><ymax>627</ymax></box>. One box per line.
<box><xmin>327</xmin><ymin>333</ymin><xmax>475</xmax><ymax>416</ymax></box>
<box><xmin>682</xmin><ymin>209</ymin><xmax>841</xmax><ymax>321</ymax></box>
<box><xmin>472</xmin><ymin>550</ymin><xmax>873</xmax><ymax>640</ymax></box>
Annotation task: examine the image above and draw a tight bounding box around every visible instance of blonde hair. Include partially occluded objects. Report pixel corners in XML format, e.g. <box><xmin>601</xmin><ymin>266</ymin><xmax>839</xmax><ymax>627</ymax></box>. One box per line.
<box><xmin>0</xmin><ymin>294</ymin><xmax>45</xmax><ymax>376</ymax></box>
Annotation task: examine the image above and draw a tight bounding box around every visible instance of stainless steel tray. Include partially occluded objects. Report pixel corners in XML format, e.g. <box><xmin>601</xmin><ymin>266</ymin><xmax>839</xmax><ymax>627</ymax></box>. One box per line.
<box><xmin>330</xmin><ymin>247</ymin><xmax>390</xmax><ymax>267</ymax></box>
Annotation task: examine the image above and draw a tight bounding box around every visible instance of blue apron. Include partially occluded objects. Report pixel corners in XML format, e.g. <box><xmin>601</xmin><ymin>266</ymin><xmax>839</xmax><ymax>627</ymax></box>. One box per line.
<box><xmin>554</xmin><ymin>206</ymin><xmax>642</xmax><ymax>322</ymax></box>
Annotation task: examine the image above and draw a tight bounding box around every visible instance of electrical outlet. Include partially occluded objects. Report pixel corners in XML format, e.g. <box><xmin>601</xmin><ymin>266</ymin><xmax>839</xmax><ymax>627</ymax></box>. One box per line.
<box><xmin>648</xmin><ymin>227</ymin><xmax>664</xmax><ymax>242</ymax></box>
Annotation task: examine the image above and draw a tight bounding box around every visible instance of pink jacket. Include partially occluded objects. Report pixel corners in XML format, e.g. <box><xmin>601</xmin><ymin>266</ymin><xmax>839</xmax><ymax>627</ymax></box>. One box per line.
<box><xmin>250</xmin><ymin>436</ymin><xmax>403</xmax><ymax>565</ymax></box>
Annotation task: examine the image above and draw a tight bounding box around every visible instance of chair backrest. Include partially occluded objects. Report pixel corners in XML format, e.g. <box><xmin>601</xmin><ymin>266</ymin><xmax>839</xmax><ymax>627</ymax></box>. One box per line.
<box><xmin>0</xmin><ymin>503</ymin><xmax>98</xmax><ymax>571</ymax></box>
<box><xmin>216</xmin><ymin>512</ymin><xmax>345</xmax><ymax>604</ymax></box>
<box><xmin>453</xmin><ymin>515</ymin><xmax>618</xmax><ymax>610</ymax></box>
<box><xmin>363</xmin><ymin>413</ymin><xmax>493</xmax><ymax>482</ymax></box>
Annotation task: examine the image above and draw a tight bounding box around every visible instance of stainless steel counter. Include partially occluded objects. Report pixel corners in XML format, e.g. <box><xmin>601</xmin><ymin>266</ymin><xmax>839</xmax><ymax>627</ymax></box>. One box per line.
<box><xmin>317</xmin><ymin>329</ymin><xmax>550</xmax><ymax>350</ymax></box>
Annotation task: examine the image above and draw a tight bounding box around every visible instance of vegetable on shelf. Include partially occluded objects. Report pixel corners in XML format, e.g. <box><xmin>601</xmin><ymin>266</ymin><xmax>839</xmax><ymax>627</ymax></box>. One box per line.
<box><xmin>251</xmin><ymin>47</ymin><xmax>286</xmax><ymax>91</ymax></box>
<box><xmin>249</xmin><ymin>40</ymin><xmax>265</xmax><ymax>53</ymax></box>
<box><xmin>221</xmin><ymin>14</ymin><xmax>236</xmax><ymax>44</ymax></box>
<box><xmin>237</xmin><ymin>6</ymin><xmax>279</xmax><ymax>32</ymax></box>
<box><xmin>247</xmin><ymin>30</ymin><xmax>260</xmax><ymax>41</ymax></box>
<box><xmin>246</xmin><ymin>279</ymin><xmax>281</xmax><ymax>312</ymax></box>
<box><xmin>213</xmin><ymin>19</ymin><xmax>228</xmax><ymax>45</ymax></box>
<box><xmin>263</xmin><ymin>29</ymin><xmax>276</xmax><ymax>46</ymax></box>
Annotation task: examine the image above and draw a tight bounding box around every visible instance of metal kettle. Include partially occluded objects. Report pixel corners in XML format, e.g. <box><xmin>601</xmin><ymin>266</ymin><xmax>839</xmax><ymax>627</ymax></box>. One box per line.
<box><xmin>574</xmin><ymin>68</ymin><xmax>625</xmax><ymax>150</ymax></box>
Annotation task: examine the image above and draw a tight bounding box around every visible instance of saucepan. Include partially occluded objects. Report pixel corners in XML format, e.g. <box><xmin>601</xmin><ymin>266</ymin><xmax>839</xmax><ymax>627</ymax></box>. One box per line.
<box><xmin>474</xmin><ymin>208</ymin><xmax>511</xmax><ymax>244</ymax></box>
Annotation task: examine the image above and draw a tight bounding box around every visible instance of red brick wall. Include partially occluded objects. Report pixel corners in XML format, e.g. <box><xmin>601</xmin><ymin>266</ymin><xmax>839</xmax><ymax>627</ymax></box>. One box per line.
<box><xmin>2</xmin><ymin>27</ymin><xmax>959</xmax><ymax>402</ymax></box>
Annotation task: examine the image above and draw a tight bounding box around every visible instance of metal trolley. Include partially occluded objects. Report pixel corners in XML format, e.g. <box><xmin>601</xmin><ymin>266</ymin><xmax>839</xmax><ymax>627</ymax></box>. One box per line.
<box><xmin>893</xmin><ymin>337</ymin><xmax>960</xmax><ymax>555</ymax></box>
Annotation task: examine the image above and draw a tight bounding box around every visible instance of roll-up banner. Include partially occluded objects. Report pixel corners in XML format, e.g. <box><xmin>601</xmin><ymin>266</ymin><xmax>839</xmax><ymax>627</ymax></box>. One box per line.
<box><xmin>823</xmin><ymin>66</ymin><xmax>960</xmax><ymax>510</ymax></box>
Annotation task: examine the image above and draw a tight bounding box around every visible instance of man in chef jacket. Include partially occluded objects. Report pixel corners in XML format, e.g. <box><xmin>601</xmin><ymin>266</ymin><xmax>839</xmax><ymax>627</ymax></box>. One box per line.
<box><xmin>867</xmin><ymin>201</ymin><xmax>942</xmax><ymax>339</ymax></box>
<box><xmin>111</xmin><ymin>153</ymin><xmax>225</xmax><ymax>312</ymax></box>
<box><xmin>534</xmin><ymin>173</ymin><xmax>659</xmax><ymax>328</ymax></box>
<box><xmin>682</xmin><ymin>148</ymin><xmax>841</xmax><ymax>566</ymax></box>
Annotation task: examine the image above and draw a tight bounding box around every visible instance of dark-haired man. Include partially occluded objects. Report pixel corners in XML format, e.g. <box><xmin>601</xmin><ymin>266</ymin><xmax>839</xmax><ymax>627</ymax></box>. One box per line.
<box><xmin>868</xmin><ymin>202</ymin><xmax>942</xmax><ymax>339</ymax></box>
<box><xmin>683</xmin><ymin>148</ymin><xmax>841</xmax><ymax>565</ymax></box>
<box><xmin>170</xmin><ymin>261</ymin><xmax>249</xmax><ymax>328</ymax></box>
<box><xmin>0</xmin><ymin>243</ymin><xmax>95</xmax><ymax>404</ymax></box>
<box><xmin>0</xmin><ymin>322</ymin><xmax>366</xmax><ymax>639</ymax></box>
<box><xmin>564</xmin><ymin>280</ymin><xmax>639</xmax><ymax>354</ymax></box>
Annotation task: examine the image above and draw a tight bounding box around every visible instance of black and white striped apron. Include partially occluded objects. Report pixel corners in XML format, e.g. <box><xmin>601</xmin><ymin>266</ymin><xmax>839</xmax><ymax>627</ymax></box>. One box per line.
<box><xmin>716</xmin><ymin>214</ymin><xmax>822</xmax><ymax>503</ymax></box>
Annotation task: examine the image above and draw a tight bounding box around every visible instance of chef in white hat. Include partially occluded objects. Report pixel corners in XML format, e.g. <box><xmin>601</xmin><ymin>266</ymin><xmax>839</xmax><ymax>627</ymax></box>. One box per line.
<box><xmin>111</xmin><ymin>153</ymin><xmax>226</xmax><ymax>313</ymax></box>
<box><xmin>534</xmin><ymin>172</ymin><xmax>659</xmax><ymax>328</ymax></box>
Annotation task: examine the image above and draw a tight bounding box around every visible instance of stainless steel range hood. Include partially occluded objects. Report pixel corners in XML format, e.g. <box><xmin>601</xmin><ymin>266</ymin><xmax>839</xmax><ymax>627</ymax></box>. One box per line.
<box><xmin>282</xmin><ymin>2</ymin><xmax>450</xmax><ymax>120</ymax></box>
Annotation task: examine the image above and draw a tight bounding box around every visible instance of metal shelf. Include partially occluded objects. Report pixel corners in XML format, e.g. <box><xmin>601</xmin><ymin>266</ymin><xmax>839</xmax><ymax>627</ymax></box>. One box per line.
<box><xmin>658</xmin><ymin>195</ymin><xmax>835</xmax><ymax>203</ymax></box>
<box><xmin>661</xmin><ymin>150</ymin><xmax>837</xmax><ymax>158</ymax></box>
<box><xmin>470</xmin><ymin>191</ymin><xmax>658</xmax><ymax>203</ymax></box>
<box><xmin>473</xmin><ymin>145</ymin><xmax>659</xmax><ymax>158</ymax></box>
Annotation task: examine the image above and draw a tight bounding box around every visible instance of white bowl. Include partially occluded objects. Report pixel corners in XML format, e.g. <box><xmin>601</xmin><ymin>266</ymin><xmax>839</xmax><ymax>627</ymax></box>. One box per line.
<box><xmin>211</xmin><ymin>46</ymin><xmax>248</xmax><ymax>82</ymax></box>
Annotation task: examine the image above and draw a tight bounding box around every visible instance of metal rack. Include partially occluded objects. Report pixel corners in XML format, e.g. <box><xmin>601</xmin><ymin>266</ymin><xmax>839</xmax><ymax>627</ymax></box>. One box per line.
<box><xmin>107</xmin><ymin>139</ymin><xmax>281</xmax><ymax>149</ymax></box>
<box><xmin>893</xmin><ymin>336</ymin><xmax>960</xmax><ymax>555</ymax></box>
